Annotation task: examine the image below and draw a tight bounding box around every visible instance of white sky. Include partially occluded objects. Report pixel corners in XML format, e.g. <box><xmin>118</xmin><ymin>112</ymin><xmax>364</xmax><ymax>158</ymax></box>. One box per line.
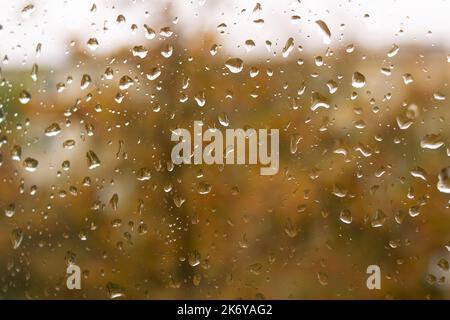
<box><xmin>0</xmin><ymin>0</ymin><xmax>449</xmax><ymax>69</ymax></box>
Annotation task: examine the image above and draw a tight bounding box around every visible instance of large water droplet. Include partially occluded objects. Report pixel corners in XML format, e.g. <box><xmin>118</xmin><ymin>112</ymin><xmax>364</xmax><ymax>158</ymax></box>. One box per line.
<box><xmin>225</xmin><ymin>58</ymin><xmax>244</xmax><ymax>73</ymax></box>
<box><xmin>437</xmin><ymin>167</ymin><xmax>450</xmax><ymax>193</ymax></box>
<box><xmin>21</xmin><ymin>4</ymin><xmax>35</xmax><ymax>18</ymax></box>
<box><xmin>132</xmin><ymin>45</ymin><xmax>148</xmax><ymax>58</ymax></box>
<box><xmin>146</xmin><ymin>67</ymin><xmax>161</xmax><ymax>80</ymax></box>
<box><xmin>18</xmin><ymin>90</ymin><xmax>31</xmax><ymax>104</ymax></box>
<box><xmin>352</xmin><ymin>72</ymin><xmax>366</xmax><ymax>88</ymax></box>
<box><xmin>339</xmin><ymin>209</ymin><xmax>352</xmax><ymax>224</ymax></box>
<box><xmin>86</xmin><ymin>150</ymin><xmax>101</xmax><ymax>169</ymax></box>
<box><xmin>80</xmin><ymin>74</ymin><xmax>91</xmax><ymax>90</ymax></box>
<box><xmin>421</xmin><ymin>133</ymin><xmax>444</xmax><ymax>150</ymax></box>
<box><xmin>310</xmin><ymin>92</ymin><xmax>330</xmax><ymax>111</ymax></box>
<box><xmin>11</xmin><ymin>228</ymin><xmax>23</xmax><ymax>249</ymax></box>
<box><xmin>23</xmin><ymin>157</ymin><xmax>38</xmax><ymax>172</ymax></box>
<box><xmin>87</xmin><ymin>38</ymin><xmax>99</xmax><ymax>51</ymax></box>
<box><xmin>119</xmin><ymin>75</ymin><xmax>134</xmax><ymax>90</ymax></box>
<box><xmin>282</xmin><ymin>37</ymin><xmax>294</xmax><ymax>58</ymax></box>
<box><xmin>315</xmin><ymin>20</ymin><xmax>331</xmax><ymax>44</ymax></box>
<box><xmin>45</xmin><ymin>123</ymin><xmax>61</xmax><ymax>137</ymax></box>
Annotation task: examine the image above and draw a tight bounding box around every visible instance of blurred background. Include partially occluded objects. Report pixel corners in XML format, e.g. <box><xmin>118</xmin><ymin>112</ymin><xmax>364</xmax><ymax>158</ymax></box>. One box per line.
<box><xmin>1</xmin><ymin>0</ymin><xmax>450</xmax><ymax>299</ymax></box>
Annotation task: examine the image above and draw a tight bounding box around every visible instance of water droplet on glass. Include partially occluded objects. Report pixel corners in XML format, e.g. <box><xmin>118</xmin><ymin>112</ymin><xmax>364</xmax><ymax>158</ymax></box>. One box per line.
<box><xmin>137</xmin><ymin>168</ymin><xmax>151</xmax><ymax>181</ymax></box>
<box><xmin>339</xmin><ymin>209</ymin><xmax>352</xmax><ymax>224</ymax></box>
<box><xmin>80</xmin><ymin>74</ymin><xmax>91</xmax><ymax>90</ymax></box>
<box><xmin>225</xmin><ymin>58</ymin><xmax>244</xmax><ymax>73</ymax></box>
<box><xmin>119</xmin><ymin>75</ymin><xmax>134</xmax><ymax>90</ymax></box>
<box><xmin>11</xmin><ymin>228</ymin><xmax>23</xmax><ymax>249</ymax></box>
<box><xmin>421</xmin><ymin>133</ymin><xmax>444</xmax><ymax>150</ymax></box>
<box><xmin>44</xmin><ymin>123</ymin><xmax>61</xmax><ymax>137</ymax></box>
<box><xmin>315</xmin><ymin>20</ymin><xmax>331</xmax><ymax>44</ymax></box>
<box><xmin>106</xmin><ymin>282</ymin><xmax>125</xmax><ymax>299</ymax></box>
<box><xmin>310</xmin><ymin>92</ymin><xmax>330</xmax><ymax>111</ymax></box>
<box><xmin>132</xmin><ymin>45</ymin><xmax>148</xmax><ymax>58</ymax></box>
<box><xmin>218</xmin><ymin>112</ymin><xmax>229</xmax><ymax>127</ymax></box>
<box><xmin>161</xmin><ymin>44</ymin><xmax>173</xmax><ymax>58</ymax></box>
<box><xmin>402</xmin><ymin>73</ymin><xmax>414</xmax><ymax>85</ymax></box>
<box><xmin>188</xmin><ymin>250</ymin><xmax>201</xmax><ymax>267</ymax></box>
<box><xmin>387</xmin><ymin>44</ymin><xmax>399</xmax><ymax>57</ymax></box>
<box><xmin>31</xmin><ymin>63</ymin><xmax>38</xmax><ymax>81</ymax></box>
<box><xmin>210</xmin><ymin>44</ymin><xmax>218</xmax><ymax>56</ymax></box>
<box><xmin>437</xmin><ymin>167</ymin><xmax>450</xmax><ymax>193</ymax></box>
<box><xmin>194</xmin><ymin>91</ymin><xmax>206</xmax><ymax>107</ymax></box>
<box><xmin>63</xmin><ymin>139</ymin><xmax>76</xmax><ymax>149</ymax></box>
<box><xmin>86</xmin><ymin>150</ymin><xmax>101</xmax><ymax>169</ymax></box>
<box><xmin>5</xmin><ymin>203</ymin><xmax>16</xmax><ymax>218</ymax></box>
<box><xmin>352</xmin><ymin>72</ymin><xmax>366</xmax><ymax>88</ymax></box>
<box><xmin>110</xmin><ymin>193</ymin><xmax>119</xmax><ymax>210</ymax></box>
<box><xmin>197</xmin><ymin>181</ymin><xmax>211</xmax><ymax>195</ymax></box>
<box><xmin>23</xmin><ymin>157</ymin><xmax>38</xmax><ymax>172</ymax></box>
<box><xmin>87</xmin><ymin>38</ymin><xmax>99</xmax><ymax>51</ymax></box>
<box><xmin>144</xmin><ymin>24</ymin><xmax>156</xmax><ymax>39</ymax></box>
<box><xmin>18</xmin><ymin>90</ymin><xmax>31</xmax><ymax>104</ymax></box>
<box><xmin>434</xmin><ymin>92</ymin><xmax>446</xmax><ymax>101</ymax></box>
<box><xmin>281</xmin><ymin>37</ymin><xmax>294</xmax><ymax>58</ymax></box>
<box><xmin>146</xmin><ymin>67</ymin><xmax>161</xmax><ymax>81</ymax></box>
<box><xmin>291</xmin><ymin>15</ymin><xmax>301</xmax><ymax>24</ymax></box>
<box><xmin>245</xmin><ymin>39</ymin><xmax>255</xmax><ymax>52</ymax></box>
<box><xmin>21</xmin><ymin>4</ymin><xmax>35</xmax><ymax>18</ymax></box>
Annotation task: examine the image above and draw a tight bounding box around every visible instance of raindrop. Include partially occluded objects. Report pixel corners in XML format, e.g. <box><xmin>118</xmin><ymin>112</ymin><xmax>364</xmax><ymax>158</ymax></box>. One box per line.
<box><xmin>245</xmin><ymin>40</ymin><xmax>255</xmax><ymax>52</ymax></box>
<box><xmin>433</xmin><ymin>92</ymin><xmax>446</xmax><ymax>101</ymax></box>
<box><xmin>23</xmin><ymin>157</ymin><xmax>38</xmax><ymax>172</ymax></box>
<box><xmin>352</xmin><ymin>72</ymin><xmax>366</xmax><ymax>88</ymax></box>
<box><xmin>402</xmin><ymin>73</ymin><xmax>414</xmax><ymax>85</ymax></box>
<box><xmin>161</xmin><ymin>44</ymin><xmax>173</xmax><ymax>58</ymax></box>
<box><xmin>387</xmin><ymin>44</ymin><xmax>399</xmax><ymax>57</ymax></box>
<box><xmin>137</xmin><ymin>168</ymin><xmax>151</xmax><ymax>181</ymax></box>
<box><xmin>146</xmin><ymin>67</ymin><xmax>161</xmax><ymax>80</ymax></box>
<box><xmin>86</xmin><ymin>150</ymin><xmax>101</xmax><ymax>169</ymax></box>
<box><xmin>197</xmin><ymin>181</ymin><xmax>211</xmax><ymax>195</ymax></box>
<box><xmin>315</xmin><ymin>20</ymin><xmax>331</xmax><ymax>44</ymax></box>
<box><xmin>437</xmin><ymin>167</ymin><xmax>450</xmax><ymax>193</ymax></box>
<box><xmin>110</xmin><ymin>193</ymin><xmax>119</xmax><ymax>210</ymax></box>
<box><xmin>144</xmin><ymin>25</ymin><xmax>156</xmax><ymax>39</ymax></box>
<box><xmin>63</xmin><ymin>139</ymin><xmax>76</xmax><ymax>149</ymax></box>
<box><xmin>339</xmin><ymin>209</ymin><xmax>352</xmax><ymax>224</ymax></box>
<box><xmin>44</xmin><ymin>123</ymin><xmax>61</xmax><ymax>137</ymax></box>
<box><xmin>18</xmin><ymin>90</ymin><xmax>31</xmax><ymax>104</ymax></box>
<box><xmin>11</xmin><ymin>145</ymin><xmax>22</xmax><ymax>161</ymax></box>
<box><xmin>420</xmin><ymin>134</ymin><xmax>444</xmax><ymax>150</ymax></box>
<box><xmin>194</xmin><ymin>91</ymin><xmax>206</xmax><ymax>107</ymax></box>
<box><xmin>218</xmin><ymin>112</ymin><xmax>229</xmax><ymax>127</ymax></box>
<box><xmin>281</xmin><ymin>37</ymin><xmax>294</xmax><ymax>58</ymax></box>
<box><xmin>4</xmin><ymin>203</ymin><xmax>16</xmax><ymax>218</ymax></box>
<box><xmin>310</xmin><ymin>92</ymin><xmax>330</xmax><ymax>111</ymax></box>
<box><xmin>87</xmin><ymin>38</ymin><xmax>99</xmax><ymax>51</ymax></box>
<box><xmin>80</xmin><ymin>74</ymin><xmax>91</xmax><ymax>90</ymax></box>
<box><xmin>31</xmin><ymin>63</ymin><xmax>38</xmax><ymax>81</ymax></box>
<box><xmin>132</xmin><ymin>45</ymin><xmax>148</xmax><ymax>58</ymax></box>
<box><xmin>106</xmin><ymin>282</ymin><xmax>125</xmax><ymax>299</ymax></box>
<box><xmin>11</xmin><ymin>228</ymin><xmax>23</xmax><ymax>249</ymax></box>
<box><xmin>225</xmin><ymin>58</ymin><xmax>244</xmax><ymax>73</ymax></box>
<box><xmin>119</xmin><ymin>75</ymin><xmax>134</xmax><ymax>90</ymax></box>
<box><xmin>291</xmin><ymin>15</ymin><xmax>301</xmax><ymax>24</ymax></box>
<box><xmin>21</xmin><ymin>4</ymin><xmax>35</xmax><ymax>18</ymax></box>
<box><xmin>188</xmin><ymin>250</ymin><xmax>201</xmax><ymax>267</ymax></box>
<box><xmin>210</xmin><ymin>44</ymin><xmax>218</xmax><ymax>56</ymax></box>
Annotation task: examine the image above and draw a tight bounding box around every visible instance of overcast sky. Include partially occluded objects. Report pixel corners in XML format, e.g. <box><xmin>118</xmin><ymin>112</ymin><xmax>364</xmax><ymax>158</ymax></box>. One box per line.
<box><xmin>1</xmin><ymin>0</ymin><xmax>449</xmax><ymax>68</ymax></box>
